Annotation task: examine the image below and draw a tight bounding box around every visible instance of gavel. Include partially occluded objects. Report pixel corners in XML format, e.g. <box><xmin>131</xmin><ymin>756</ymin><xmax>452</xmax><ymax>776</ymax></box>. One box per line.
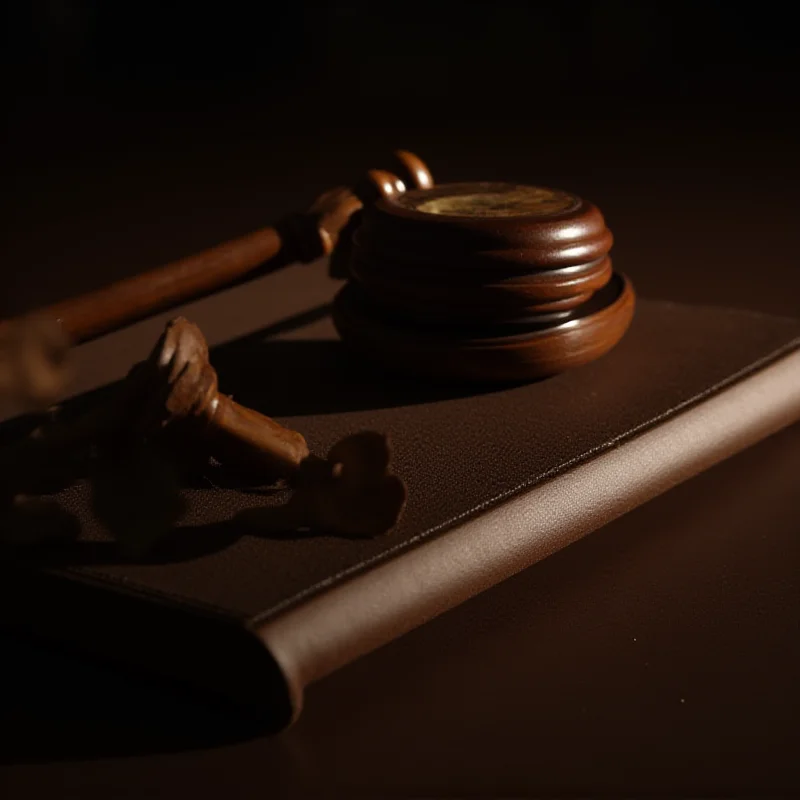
<box><xmin>3</xmin><ymin>151</ymin><xmax>635</xmax><ymax>383</ymax></box>
<box><xmin>1</xmin><ymin>151</ymin><xmax>432</xmax><ymax>347</ymax></box>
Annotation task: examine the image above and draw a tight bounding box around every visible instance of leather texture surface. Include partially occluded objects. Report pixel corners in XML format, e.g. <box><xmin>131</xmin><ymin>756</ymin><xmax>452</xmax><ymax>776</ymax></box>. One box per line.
<box><xmin>259</xmin><ymin>348</ymin><xmax>800</xmax><ymax>696</ymax></box>
<box><xmin>3</xmin><ymin>93</ymin><xmax>800</xmax><ymax>795</ymax></box>
<box><xmin>6</xmin><ymin>272</ymin><xmax>799</xmax><ymax>627</ymax></box>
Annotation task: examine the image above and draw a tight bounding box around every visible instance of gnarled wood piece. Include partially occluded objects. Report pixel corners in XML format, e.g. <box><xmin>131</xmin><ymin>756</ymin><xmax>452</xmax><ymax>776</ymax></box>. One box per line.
<box><xmin>129</xmin><ymin>317</ymin><xmax>310</xmax><ymax>478</ymax></box>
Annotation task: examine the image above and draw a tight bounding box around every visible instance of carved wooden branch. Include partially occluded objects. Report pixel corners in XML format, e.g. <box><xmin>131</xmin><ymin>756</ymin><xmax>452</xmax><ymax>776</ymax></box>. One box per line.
<box><xmin>136</xmin><ymin>317</ymin><xmax>310</xmax><ymax>478</ymax></box>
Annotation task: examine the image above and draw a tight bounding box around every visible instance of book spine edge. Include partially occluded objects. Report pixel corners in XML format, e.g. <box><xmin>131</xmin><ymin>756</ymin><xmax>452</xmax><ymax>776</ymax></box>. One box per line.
<box><xmin>254</xmin><ymin>349</ymin><xmax>800</xmax><ymax>720</ymax></box>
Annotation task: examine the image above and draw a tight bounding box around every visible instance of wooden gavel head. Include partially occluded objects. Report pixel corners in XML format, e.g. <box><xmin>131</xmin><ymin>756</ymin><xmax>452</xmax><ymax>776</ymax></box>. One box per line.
<box><xmin>129</xmin><ymin>318</ymin><xmax>309</xmax><ymax>478</ymax></box>
<box><xmin>130</xmin><ymin>316</ymin><xmax>218</xmax><ymax>426</ymax></box>
<box><xmin>331</xmin><ymin>165</ymin><xmax>636</xmax><ymax>383</ymax></box>
<box><xmin>327</xmin><ymin>150</ymin><xmax>435</xmax><ymax>279</ymax></box>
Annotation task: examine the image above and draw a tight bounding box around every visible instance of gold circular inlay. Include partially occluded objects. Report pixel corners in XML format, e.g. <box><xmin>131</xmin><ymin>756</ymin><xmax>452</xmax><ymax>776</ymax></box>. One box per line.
<box><xmin>397</xmin><ymin>183</ymin><xmax>577</xmax><ymax>218</ymax></box>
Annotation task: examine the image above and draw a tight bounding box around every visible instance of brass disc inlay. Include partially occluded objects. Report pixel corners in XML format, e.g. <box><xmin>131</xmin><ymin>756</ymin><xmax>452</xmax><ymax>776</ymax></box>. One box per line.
<box><xmin>397</xmin><ymin>183</ymin><xmax>578</xmax><ymax>218</ymax></box>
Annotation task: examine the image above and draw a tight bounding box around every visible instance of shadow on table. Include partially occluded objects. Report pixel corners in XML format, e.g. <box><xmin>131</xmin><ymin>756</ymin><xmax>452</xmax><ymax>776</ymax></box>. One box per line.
<box><xmin>0</xmin><ymin>630</ymin><xmax>273</xmax><ymax>764</ymax></box>
<box><xmin>0</xmin><ymin>303</ymin><xmax>510</xmax><ymax>764</ymax></box>
<box><xmin>209</xmin><ymin>304</ymin><xmax>504</xmax><ymax>418</ymax></box>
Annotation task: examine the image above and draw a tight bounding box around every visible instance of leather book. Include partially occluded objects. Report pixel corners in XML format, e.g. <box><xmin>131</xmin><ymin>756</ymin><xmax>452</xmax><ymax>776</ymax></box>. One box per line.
<box><xmin>2</xmin><ymin>262</ymin><xmax>799</xmax><ymax>730</ymax></box>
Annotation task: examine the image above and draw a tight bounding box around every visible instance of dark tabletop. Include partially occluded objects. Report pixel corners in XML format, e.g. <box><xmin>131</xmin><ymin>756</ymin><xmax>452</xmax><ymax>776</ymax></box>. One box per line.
<box><xmin>2</xmin><ymin>14</ymin><xmax>799</xmax><ymax>793</ymax></box>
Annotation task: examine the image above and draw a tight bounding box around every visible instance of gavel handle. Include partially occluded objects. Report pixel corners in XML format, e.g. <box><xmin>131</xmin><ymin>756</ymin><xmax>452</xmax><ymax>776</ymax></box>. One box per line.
<box><xmin>205</xmin><ymin>394</ymin><xmax>310</xmax><ymax>479</ymax></box>
<box><xmin>5</xmin><ymin>225</ymin><xmax>287</xmax><ymax>346</ymax></box>
<box><xmin>2</xmin><ymin>185</ymin><xmax>363</xmax><ymax>346</ymax></box>
<box><xmin>1</xmin><ymin>153</ymin><xmax>429</xmax><ymax>346</ymax></box>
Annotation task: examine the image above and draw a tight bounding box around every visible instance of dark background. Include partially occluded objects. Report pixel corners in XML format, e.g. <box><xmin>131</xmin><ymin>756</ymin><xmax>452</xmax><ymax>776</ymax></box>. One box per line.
<box><xmin>0</xmin><ymin>0</ymin><xmax>800</xmax><ymax>315</ymax></box>
<box><xmin>2</xmin><ymin>0</ymin><xmax>799</xmax><ymax>319</ymax></box>
<box><xmin>4</xmin><ymin>1</ymin><xmax>799</xmax><ymax>108</ymax></box>
<box><xmin>1</xmin><ymin>2</ymin><xmax>799</xmax><ymax>797</ymax></box>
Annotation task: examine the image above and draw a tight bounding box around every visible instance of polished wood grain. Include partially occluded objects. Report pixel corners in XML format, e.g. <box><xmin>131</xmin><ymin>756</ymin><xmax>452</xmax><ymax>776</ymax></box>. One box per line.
<box><xmin>0</xmin><ymin>209</ymin><xmax>331</xmax><ymax>347</ymax></box>
<box><xmin>338</xmin><ymin>178</ymin><xmax>630</xmax><ymax>373</ymax></box>
<box><xmin>333</xmin><ymin>273</ymin><xmax>635</xmax><ymax>382</ymax></box>
<box><xmin>32</xmin><ymin>226</ymin><xmax>285</xmax><ymax>345</ymax></box>
<box><xmin>358</xmin><ymin>183</ymin><xmax>613</xmax><ymax>267</ymax></box>
<box><xmin>140</xmin><ymin>317</ymin><xmax>310</xmax><ymax>477</ymax></box>
<box><xmin>205</xmin><ymin>394</ymin><xmax>311</xmax><ymax>478</ymax></box>
<box><xmin>350</xmin><ymin>254</ymin><xmax>613</xmax><ymax>323</ymax></box>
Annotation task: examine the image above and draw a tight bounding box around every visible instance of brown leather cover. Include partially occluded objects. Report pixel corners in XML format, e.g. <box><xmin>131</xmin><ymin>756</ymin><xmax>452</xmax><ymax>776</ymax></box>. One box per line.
<box><xmin>1</xmin><ymin>263</ymin><xmax>799</xmax><ymax>729</ymax></box>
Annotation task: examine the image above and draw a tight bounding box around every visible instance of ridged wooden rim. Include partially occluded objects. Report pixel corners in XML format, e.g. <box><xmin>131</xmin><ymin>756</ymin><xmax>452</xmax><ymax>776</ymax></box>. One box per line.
<box><xmin>351</xmin><ymin>253</ymin><xmax>613</xmax><ymax>307</ymax></box>
<box><xmin>358</xmin><ymin>185</ymin><xmax>613</xmax><ymax>268</ymax></box>
<box><xmin>333</xmin><ymin>273</ymin><xmax>636</xmax><ymax>382</ymax></box>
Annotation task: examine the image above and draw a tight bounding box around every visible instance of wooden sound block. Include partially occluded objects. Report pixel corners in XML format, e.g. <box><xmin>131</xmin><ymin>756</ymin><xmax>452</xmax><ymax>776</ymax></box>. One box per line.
<box><xmin>333</xmin><ymin>273</ymin><xmax>636</xmax><ymax>383</ymax></box>
<box><xmin>348</xmin><ymin>181</ymin><xmax>617</xmax><ymax>325</ymax></box>
<box><xmin>350</xmin><ymin>254</ymin><xmax>613</xmax><ymax>324</ymax></box>
<box><xmin>337</xmin><ymin>176</ymin><xmax>634</xmax><ymax>381</ymax></box>
<box><xmin>356</xmin><ymin>182</ymin><xmax>613</xmax><ymax>269</ymax></box>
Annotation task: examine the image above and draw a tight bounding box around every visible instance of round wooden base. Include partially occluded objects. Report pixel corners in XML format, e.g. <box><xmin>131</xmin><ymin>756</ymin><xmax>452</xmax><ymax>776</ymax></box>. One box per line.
<box><xmin>333</xmin><ymin>272</ymin><xmax>636</xmax><ymax>383</ymax></box>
